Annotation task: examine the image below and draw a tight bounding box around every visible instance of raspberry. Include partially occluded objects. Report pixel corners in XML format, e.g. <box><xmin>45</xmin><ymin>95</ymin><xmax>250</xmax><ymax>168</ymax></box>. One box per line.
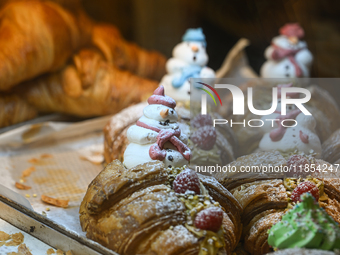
<box><xmin>173</xmin><ymin>168</ymin><xmax>200</xmax><ymax>195</ymax></box>
<box><xmin>287</xmin><ymin>155</ymin><xmax>309</xmax><ymax>170</ymax></box>
<box><xmin>291</xmin><ymin>181</ymin><xmax>319</xmax><ymax>202</ymax></box>
<box><xmin>192</xmin><ymin>114</ymin><xmax>213</xmax><ymax>128</ymax></box>
<box><xmin>194</xmin><ymin>207</ymin><xmax>224</xmax><ymax>232</ymax></box>
<box><xmin>191</xmin><ymin>126</ymin><xmax>216</xmax><ymax>150</ymax></box>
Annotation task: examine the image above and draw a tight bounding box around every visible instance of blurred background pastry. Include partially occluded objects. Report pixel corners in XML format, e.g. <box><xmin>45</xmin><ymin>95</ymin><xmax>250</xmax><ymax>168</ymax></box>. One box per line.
<box><xmin>0</xmin><ymin>94</ymin><xmax>37</xmax><ymax>128</ymax></box>
<box><xmin>0</xmin><ymin>0</ymin><xmax>166</xmax><ymax>129</ymax></box>
<box><xmin>16</xmin><ymin>48</ymin><xmax>159</xmax><ymax>117</ymax></box>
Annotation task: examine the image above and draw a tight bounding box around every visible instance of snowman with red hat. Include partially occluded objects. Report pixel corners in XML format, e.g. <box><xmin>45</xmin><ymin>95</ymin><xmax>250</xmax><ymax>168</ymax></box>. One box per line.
<box><xmin>260</xmin><ymin>23</ymin><xmax>313</xmax><ymax>78</ymax></box>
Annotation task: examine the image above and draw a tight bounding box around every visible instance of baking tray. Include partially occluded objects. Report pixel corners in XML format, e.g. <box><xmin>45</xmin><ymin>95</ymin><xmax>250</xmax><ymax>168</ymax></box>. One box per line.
<box><xmin>0</xmin><ymin>112</ymin><xmax>131</xmax><ymax>255</ymax></box>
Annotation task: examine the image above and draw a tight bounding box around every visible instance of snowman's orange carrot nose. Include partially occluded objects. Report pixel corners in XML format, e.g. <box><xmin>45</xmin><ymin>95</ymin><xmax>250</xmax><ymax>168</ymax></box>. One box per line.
<box><xmin>160</xmin><ymin>109</ymin><xmax>169</xmax><ymax>118</ymax></box>
<box><xmin>191</xmin><ymin>45</ymin><xmax>199</xmax><ymax>52</ymax></box>
<box><xmin>288</xmin><ymin>36</ymin><xmax>298</xmax><ymax>44</ymax></box>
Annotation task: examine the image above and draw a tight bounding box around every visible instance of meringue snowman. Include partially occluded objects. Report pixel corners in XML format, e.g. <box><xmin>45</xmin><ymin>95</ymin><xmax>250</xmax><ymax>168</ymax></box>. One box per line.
<box><xmin>260</xmin><ymin>23</ymin><xmax>313</xmax><ymax>78</ymax></box>
<box><xmin>123</xmin><ymin>86</ymin><xmax>191</xmax><ymax>169</ymax></box>
<box><xmin>160</xmin><ymin>28</ymin><xmax>215</xmax><ymax>102</ymax></box>
<box><xmin>259</xmin><ymin>84</ymin><xmax>321</xmax><ymax>157</ymax></box>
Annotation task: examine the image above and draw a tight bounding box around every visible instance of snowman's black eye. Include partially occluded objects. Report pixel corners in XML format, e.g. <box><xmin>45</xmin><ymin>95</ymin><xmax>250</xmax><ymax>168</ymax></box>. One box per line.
<box><xmin>202</xmin><ymin>43</ymin><xmax>205</xmax><ymax>48</ymax></box>
<box><xmin>187</xmin><ymin>42</ymin><xmax>190</xmax><ymax>46</ymax></box>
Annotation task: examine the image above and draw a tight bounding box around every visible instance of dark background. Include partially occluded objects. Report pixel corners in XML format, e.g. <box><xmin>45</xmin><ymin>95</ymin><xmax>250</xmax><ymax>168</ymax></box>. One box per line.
<box><xmin>82</xmin><ymin>0</ymin><xmax>340</xmax><ymax>78</ymax></box>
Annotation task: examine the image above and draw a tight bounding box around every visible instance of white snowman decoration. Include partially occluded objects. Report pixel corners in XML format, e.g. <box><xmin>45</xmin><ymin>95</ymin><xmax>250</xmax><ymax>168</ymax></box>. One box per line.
<box><xmin>259</xmin><ymin>84</ymin><xmax>321</xmax><ymax>157</ymax></box>
<box><xmin>123</xmin><ymin>86</ymin><xmax>191</xmax><ymax>169</ymax></box>
<box><xmin>260</xmin><ymin>23</ymin><xmax>313</xmax><ymax>78</ymax></box>
<box><xmin>160</xmin><ymin>28</ymin><xmax>215</xmax><ymax>101</ymax></box>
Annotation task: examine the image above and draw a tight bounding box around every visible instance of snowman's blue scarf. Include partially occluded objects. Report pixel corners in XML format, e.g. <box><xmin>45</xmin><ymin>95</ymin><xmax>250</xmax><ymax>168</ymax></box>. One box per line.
<box><xmin>171</xmin><ymin>65</ymin><xmax>202</xmax><ymax>88</ymax></box>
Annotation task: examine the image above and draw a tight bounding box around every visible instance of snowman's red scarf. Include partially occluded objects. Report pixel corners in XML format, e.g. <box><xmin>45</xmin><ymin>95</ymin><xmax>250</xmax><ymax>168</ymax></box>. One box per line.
<box><xmin>271</xmin><ymin>44</ymin><xmax>305</xmax><ymax>77</ymax></box>
<box><xmin>136</xmin><ymin>120</ymin><xmax>191</xmax><ymax>161</ymax></box>
<box><xmin>269</xmin><ymin>109</ymin><xmax>310</xmax><ymax>143</ymax></box>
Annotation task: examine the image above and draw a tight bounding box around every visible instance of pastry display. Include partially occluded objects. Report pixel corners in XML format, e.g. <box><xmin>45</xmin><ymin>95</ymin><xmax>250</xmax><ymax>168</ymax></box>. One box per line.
<box><xmin>0</xmin><ymin>1</ymin><xmax>339</xmax><ymax>254</ymax></box>
<box><xmin>0</xmin><ymin>0</ymin><xmax>92</xmax><ymax>91</ymax></box>
<box><xmin>219</xmin><ymin>81</ymin><xmax>340</xmax><ymax>156</ymax></box>
<box><xmin>80</xmin><ymin>87</ymin><xmax>242</xmax><ymax>254</ymax></box>
<box><xmin>16</xmin><ymin>49</ymin><xmax>159</xmax><ymax>117</ymax></box>
<box><xmin>260</xmin><ymin>23</ymin><xmax>313</xmax><ymax>78</ymax></box>
<box><xmin>213</xmin><ymin>150</ymin><xmax>340</xmax><ymax>255</ymax></box>
<box><xmin>160</xmin><ymin>28</ymin><xmax>215</xmax><ymax>102</ymax></box>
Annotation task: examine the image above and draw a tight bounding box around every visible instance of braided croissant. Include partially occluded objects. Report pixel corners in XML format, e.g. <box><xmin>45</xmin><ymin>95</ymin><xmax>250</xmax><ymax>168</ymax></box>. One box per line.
<box><xmin>213</xmin><ymin>151</ymin><xmax>340</xmax><ymax>255</ymax></box>
<box><xmin>0</xmin><ymin>94</ymin><xmax>37</xmax><ymax>128</ymax></box>
<box><xmin>18</xmin><ymin>49</ymin><xmax>159</xmax><ymax>117</ymax></box>
<box><xmin>92</xmin><ymin>23</ymin><xmax>166</xmax><ymax>81</ymax></box>
<box><xmin>79</xmin><ymin>160</ymin><xmax>242</xmax><ymax>255</ymax></box>
<box><xmin>0</xmin><ymin>0</ymin><xmax>92</xmax><ymax>91</ymax></box>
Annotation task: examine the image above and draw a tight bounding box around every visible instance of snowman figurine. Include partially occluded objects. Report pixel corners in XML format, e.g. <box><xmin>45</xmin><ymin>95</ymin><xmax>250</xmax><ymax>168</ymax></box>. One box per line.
<box><xmin>160</xmin><ymin>28</ymin><xmax>215</xmax><ymax>102</ymax></box>
<box><xmin>260</xmin><ymin>23</ymin><xmax>313</xmax><ymax>78</ymax></box>
<box><xmin>259</xmin><ymin>84</ymin><xmax>321</xmax><ymax>157</ymax></box>
<box><xmin>123</xmin><ymin>86</ymin><xmax>191</xmax><ymax>169</ymax></box>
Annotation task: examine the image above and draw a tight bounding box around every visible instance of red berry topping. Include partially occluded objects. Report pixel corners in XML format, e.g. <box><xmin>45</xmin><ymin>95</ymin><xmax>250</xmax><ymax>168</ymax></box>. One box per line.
<box><xmin>286</xmin><ymin>155</ymin><xmax>310</xmax><ymax>177</ymax></box>
<box><xmin>287</xmin><ymin>155</ymin><xmax>310</xmax><ymax>170</ymax></box>
<box><xmin>194</xmin><ymin>207</ymin><xmax>224</xmax><ymax>232</ymax></box>
<box><xmin>291</xmin><ymin>181</ymin><xmax>319</xmax><ymax>202</ymax></box>
<box><xmin>191</xmin><ymin>126</ymin><xmax>216</xmax><ymax>150</ymax></box>
<box><xmin>173</xmin><ymin>168</ymin><xmax>201</xmax><ymax>195</ymax></box>
<box><xmin>192</xmin><ymin>114</ymin><xmax>213</xmax><ymax>128</ymax></box>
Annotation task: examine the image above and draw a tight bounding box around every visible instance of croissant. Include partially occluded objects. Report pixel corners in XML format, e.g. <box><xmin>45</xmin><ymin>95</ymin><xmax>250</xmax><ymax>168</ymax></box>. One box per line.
<box><xmin>219</xmin><ymin>82</ymin><xmax>340</xmax><ymax>156</ymax></box>
<box><xmin>322</xmin><ymin>129</ymin><xmax>340</xmax><ymax>164</ymax></box>
<box><xmin>213</xmin><ymin>151</ymin><xmax>340</xmax><ymax>255</ymax></box>
<box><xmin>79</xmin><ymin>160</ymin><xmax>242</xmax><ymax>255</ymax></box>
<box><xmin>18</xmin><ymin>49</ymin><xmax>159</xmax><ymax>117</ymax></box>
<box><xmin>92</xmin><ymin>23</ymin><xmax>166</xmax><ymax>81</ymax></box>
<box><xmin>0</xmin><ymin>0</ymin><xmax>92</xmax><ymax>91</ymax></box>
<box><xmin>0</xmin><ymin>93</ymin><xmax>37</xmax><ymax>128</ymax></box>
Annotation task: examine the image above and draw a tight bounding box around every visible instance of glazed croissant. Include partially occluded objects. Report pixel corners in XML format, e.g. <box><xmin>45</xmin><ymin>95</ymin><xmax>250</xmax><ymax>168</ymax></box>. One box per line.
<box><xmin>92</xmin><ymin>24</ymin><xmax>166</xmax><ymax>81</ymax></box>
<box><xmin>0</xmin><ymin>0</ymin><xmax>92</xmax><ymax>91</ymax></box>
<box><xmin>213</xmin><ymin>151</ymin><xmax>340</xmax><ymax>255</ymax></box>
<box><xmin>0</xmin><ymin>94</ymin><xmax>37</xmax><ymax>128</ymax></box>
<box><xmin>18</xmin><ymin>49</ymin><xmax>159</xmax><ymax>117</ymax></box>
<box><xmin>79</xmin><ymin>160</ymin><xmax>242</xmax><ymax>255</ymax></box>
